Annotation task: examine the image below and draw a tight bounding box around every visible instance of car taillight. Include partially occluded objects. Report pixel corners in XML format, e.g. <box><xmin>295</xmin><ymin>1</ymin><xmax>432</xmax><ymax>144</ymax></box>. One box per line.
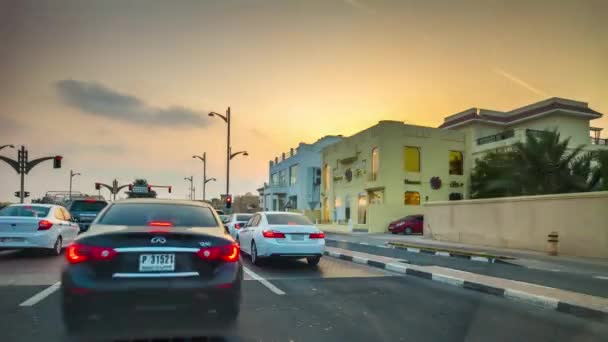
<box><xmin>38</xmin><ymin>220</ymin><xmax>53</xmax><ymax>230</ymax></box>
<box><xmin>262</xmin><ymin>230</ymin><xmax>286</xmax><ymax>238</ymax></box>
<box><xmin>309</xmin><ymin>232</ymin><xmax>325</xmax><ymax>239</ymax></box>
<box><xmin>65</xmin><ymin>243</ymin><xmax>117</xmax><ymax>264</ymax></box>
<box><xmin>196</xmin><ymin>242</ymin><xmax>240</xmax><ymax>263</ymax></box>
<box><xmin>234</xmin><ymin>223</ymin><xmax>242</xmax><ymax>229</ymax></box>
<box><xmin>147</xmin><ymin>221</ymin><xmax>173</xmax><ymax>227</ymax></box>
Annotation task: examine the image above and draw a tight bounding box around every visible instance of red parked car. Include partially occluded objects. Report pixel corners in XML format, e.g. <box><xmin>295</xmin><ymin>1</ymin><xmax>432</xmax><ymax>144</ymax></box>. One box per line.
<box><xmin>388</xmin><ymin>215</ymin><xmax>423</xmax><ymax>235</ymax></box>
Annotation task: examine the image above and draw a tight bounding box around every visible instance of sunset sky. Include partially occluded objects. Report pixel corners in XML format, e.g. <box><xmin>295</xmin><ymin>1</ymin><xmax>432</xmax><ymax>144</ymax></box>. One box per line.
<box><xmin>1</xmin><ymin>0</ymin><xmax>607</xmax><ymax>202</ymax></box>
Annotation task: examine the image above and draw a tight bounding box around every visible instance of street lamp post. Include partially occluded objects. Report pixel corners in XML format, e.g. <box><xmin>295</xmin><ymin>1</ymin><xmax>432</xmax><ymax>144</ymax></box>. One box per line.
<box><xmin>69</xmin><ymin>170</ymin><xmax>81</xmax><ymax>201</ymax></box>
<box><xmin>184</xmin><ymin>176</ymin><xmax>194</xmax><ymax>200</ymax></box>
<box><xmin>193</xmin><ymin>153</ymin><xmax>209</xmax><ymax>201</ymax></box>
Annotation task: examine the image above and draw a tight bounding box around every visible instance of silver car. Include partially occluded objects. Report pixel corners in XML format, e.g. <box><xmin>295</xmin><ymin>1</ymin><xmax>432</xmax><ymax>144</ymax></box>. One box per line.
<box><xmin>0</xmin><ymin>204</ymin><xmax>80</xmax><ymax>255</ymax></box>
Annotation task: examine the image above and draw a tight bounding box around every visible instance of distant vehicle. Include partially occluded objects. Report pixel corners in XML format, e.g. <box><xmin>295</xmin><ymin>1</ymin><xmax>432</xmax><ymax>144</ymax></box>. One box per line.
<box><xmin>219</xmin><ymin>215</ymin><xmax>230</xmax><ymax>224</ymax></box>
<box><xmin>65</xmin><ymin>199</ymin><xmax>108</xmax><ymax>233</ymax></box>
<box><xmin>238</xmin><ymin>212</ymin><xmax>325</xmax><ymax>266</ymax></box>
<box><xmin>388</xmin><ymin>215</ymin><xmax>423</xmax><ymax>235</ymax></box>
<box><xmin>61</xmin><ymin>199</ymin><xmax>242</xmax><ymax>337</ymax></box>
<box><xmin>226</xmin><ymin>213</ymin><xmax>254</xmax><ymax>240</ymax></box>
<box><xmin>215</xmin><ymin>209</ymin><xmax>225</xmax><ymax>215</ymax></box>
<box><xmin>0</xmin><ymin>204</ymin><xmax>79</xmax><ymax>256</ymax></box>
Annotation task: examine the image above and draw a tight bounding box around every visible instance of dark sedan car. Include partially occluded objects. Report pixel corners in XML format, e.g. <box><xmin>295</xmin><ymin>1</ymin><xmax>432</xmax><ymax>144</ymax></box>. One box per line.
<box><xmin>61</xmin><ymin>199</ymin><xmax>242</xmax><ymax>339</ymax></box>
<box><xmin>65</xmin><ymin>199</ymin><xmax>108</xmax><ymax>233</ymax></box>
<box><xmin>388</xmin><ymin>214</ymin><xmax>423</xmax><ymax>235</ymax></box>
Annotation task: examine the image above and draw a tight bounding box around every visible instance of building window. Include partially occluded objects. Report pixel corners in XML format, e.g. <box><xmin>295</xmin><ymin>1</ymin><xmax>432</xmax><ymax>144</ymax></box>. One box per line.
<box><xmin>404</xmin><ymin>191</ymin><xmax>421</xmax><ymax>205</ymax></box>
<box><xmin>449</xmin><ymin>151</ymin><xmax>463</xmax><ymax>175</ymax></box>
<box><xmin>404</xmin><ymin>146</ymin><xmax>420</xmax><ymax>172</ymax></box>
<box><xmin>369</xmin><ymin>189</ymin><xmax>384</xmax><ymax>204</ymax></box>
<box><xmin>371</xmin><ymin>147</ymin><xmax>379</xmax><ymax>180</ymax></box>
<box><xmin>323</xmin><ymin>164</ymin><xmax>331</xmax><ymax>191</ymax></box>
<box><xmin>279</xmin><ymin>170</ymin><xmax>287</xmax><ymax>186</ymax></box>
<box><xmin>289</xmin><ymin>164</ymin><xmax>298</xmax><ymax>185</ymax></box>
<box><xmin>271</xmin><ymin>173</ymin><xmax>279</xmax><ymax>187</ymax></box>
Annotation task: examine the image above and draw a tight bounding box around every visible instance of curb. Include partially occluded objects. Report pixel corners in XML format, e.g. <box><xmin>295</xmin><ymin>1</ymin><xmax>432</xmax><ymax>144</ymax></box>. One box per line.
<box><xmin>387</xmin><ymin>241</ymin><xmax>517</xmax><ymax>265</ymax></box>
<box><xmin>323</xmin><ymin>250</ymin><xmax>608</xmax><ymax>322</ymax></box>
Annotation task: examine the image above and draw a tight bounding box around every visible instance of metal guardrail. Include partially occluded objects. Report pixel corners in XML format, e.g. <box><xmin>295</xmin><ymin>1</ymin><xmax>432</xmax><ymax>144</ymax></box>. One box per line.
<box><xmin>591</xmin><ymin>137</ymin><xmax>608</xmax><ymax>145</ymax></box>
<box><xmin>476</xmin><ymin>129</ymin><xmax>515</xmax><ymax>145</ymax></box>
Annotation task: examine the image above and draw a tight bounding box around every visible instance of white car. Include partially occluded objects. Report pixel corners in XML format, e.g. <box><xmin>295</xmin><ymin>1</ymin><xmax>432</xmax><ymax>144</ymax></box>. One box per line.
<box><xmin>0</xmin><ymin>204</ymin><xmax>80</xmax><ymax>256</ymax></box>
<box><xmin>238</xmin><ymin>211</ymin><xmax>325</xmax><ymax>266</ymax></box>
<box><xmin>226</xmin><ymin>213</ymin><xmax>254</xmax><ymax>240</ymax></box>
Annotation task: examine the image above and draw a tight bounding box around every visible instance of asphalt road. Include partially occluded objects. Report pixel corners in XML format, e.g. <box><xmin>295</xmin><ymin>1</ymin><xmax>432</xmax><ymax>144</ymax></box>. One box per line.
<box><xmin>0</xmin><ymin>249</ymin><xmax>607</xmax><ymax>341</ymax></box>
<box><xmin>325</xmin><ymin>239</ymin><xmax>608</xmax><ymax>298</ymax></box>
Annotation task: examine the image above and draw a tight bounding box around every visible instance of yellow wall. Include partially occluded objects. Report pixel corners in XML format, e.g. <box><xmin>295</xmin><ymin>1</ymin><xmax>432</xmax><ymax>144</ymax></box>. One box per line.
<box><xmin>322</xmin><ymin>121</ymin><xmax>466</xmax><ymax>233</ymax></box>
<box><xmin>424</xmin><ymin>191</ymin><xmax>608</xmax><ymax>258</ymax></box>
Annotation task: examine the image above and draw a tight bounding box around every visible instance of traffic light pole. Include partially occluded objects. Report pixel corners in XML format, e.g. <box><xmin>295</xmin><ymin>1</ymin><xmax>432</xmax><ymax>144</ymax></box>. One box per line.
<box><xmin>0</xmin><ymin>145</ymin><xmax>62</xmax><ymax>203</ymax></box>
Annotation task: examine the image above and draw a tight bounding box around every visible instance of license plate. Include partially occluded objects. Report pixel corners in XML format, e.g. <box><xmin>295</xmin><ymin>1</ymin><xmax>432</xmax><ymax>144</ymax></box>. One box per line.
<box><xmin>0</xmin><ymin>237</ymin><xmax>23</xmax><ymax>242</ymax></box>
<box><xmin>290</xmin><ymin>234</ymin><xmax>305</xmax><ymax>241</ymax></box>
<box><xmin>139</xmin><ymin>254</ymin><xmax>175</xmax><ymax>272</ymax></box>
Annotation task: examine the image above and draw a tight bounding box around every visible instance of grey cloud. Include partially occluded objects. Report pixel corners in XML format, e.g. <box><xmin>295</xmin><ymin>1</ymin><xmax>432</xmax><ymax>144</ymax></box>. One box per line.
<box><xmin>55</xmin><ymin>80</ymin><xmax>209</xmax><ymax>127</ymax></box>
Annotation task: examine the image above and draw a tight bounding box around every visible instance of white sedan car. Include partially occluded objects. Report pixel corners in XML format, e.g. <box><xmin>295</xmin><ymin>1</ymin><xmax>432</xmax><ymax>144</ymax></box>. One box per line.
<box><xmin>238</xmin><ymin>211</ymin><xmax>325</xmax><ymax>266</ymax></box>
<box><xmin>0</xmin><ymin>204</ymin><xmax>80</xmax><ymax>256</ymax></box>
<box><xmin>225</xmin><ymin>213</ymin><xmax>254</xmax><ymax>240</ymax></box>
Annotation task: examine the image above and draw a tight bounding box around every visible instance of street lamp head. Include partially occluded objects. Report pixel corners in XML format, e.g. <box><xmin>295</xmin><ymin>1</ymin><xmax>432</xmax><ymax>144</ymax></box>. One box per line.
<box><xmin>243</xmin><ymin>151</ymin><xmax>249</xmax><ymax>156</ymax></box>
<box><xmin>8</xmin><ymin>144</ymin><xmax>14</xmax><ymax>148</ymax></box>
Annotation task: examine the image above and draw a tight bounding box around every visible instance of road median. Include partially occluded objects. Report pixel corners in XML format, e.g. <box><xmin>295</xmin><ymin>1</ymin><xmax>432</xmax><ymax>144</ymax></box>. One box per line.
<box><xmin>324</xmin><ymin>246</ymin><xmax>608</xmax><ymax>322</ymax></box>
<box><xmin>387</xmin><ymin>240</ymin><xmax>517</xmax><ymax>264</ymax></box>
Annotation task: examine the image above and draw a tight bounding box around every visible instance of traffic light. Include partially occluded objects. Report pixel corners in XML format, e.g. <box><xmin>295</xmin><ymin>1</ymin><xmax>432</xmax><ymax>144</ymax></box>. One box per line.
<box><xmin>53</xmin><ymin>156</ymin><xmax>63</xmax><ymax>169</ymax></box>
<box><xmin>95</xmin><ymin>183</ymin><xmax>101</xmax><ymax>190</ymax></box>
<box><xmin>225</xmin><ymin>195</ymin><xmax>232</xmax><ymax>208</ymax></box>
<box><xmin>14</xmin><ymin>191</ymin><xmax>30</xmax><ymax>198</ymax></box>
<box><xmin>128</xmin><ymin>184</ymin><xmax>133</xmax><ymax>191</ymax></box>
<box><xmin>168</xmin><ymin>186</ymin><xmax>172</xmax><ymax>193</ymax></box>
<box><xmin>147</xmin><ymin>185</ymin><xmax>152</xmax><ymax>192</ymax></box>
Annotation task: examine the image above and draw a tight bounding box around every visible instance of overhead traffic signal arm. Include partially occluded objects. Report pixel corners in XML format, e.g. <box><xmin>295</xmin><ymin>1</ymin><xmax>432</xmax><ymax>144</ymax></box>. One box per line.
<box><xmin>0</xmin><ymin>156</ymin><xmax>20</xmax><ymax>174</ymax></box>
<box><xmin>25</xmin><ymin>156</ymin><xmax>62</xmax><ymax>174</ymax></box>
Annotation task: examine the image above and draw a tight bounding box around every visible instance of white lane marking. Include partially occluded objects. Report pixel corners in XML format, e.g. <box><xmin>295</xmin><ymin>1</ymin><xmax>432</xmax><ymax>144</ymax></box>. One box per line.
<box><xmin>359</xmin><ymin>242</ymin><xmax>369</xmax><ymax>245</ymax></box>
<box><xmin>594</xmin><ymin>276</ymin><xmax>608</xmax><ymax>280</ymax></box>
<box><xmin>376</xmin><ymin>245</ymin><xmax>389</xmax><ymax>248</ymax></box>
<box><xmin>436</xmin><ymin>251</ymin><xmax>450</xmax><ymax>257</ymax></box>
<box><xmin>243</xmin><ymin>267</ymin><xmax>285</xmax><ymax>296</ymax></box>
<box><xmin>407</xmin><ymin>248</ymin><xmax>420</xmax><ymax>253</ymax></box>
<box><xmin>19</xmin><ymin>282</ymin><xmax>61</xmax><ymax>307</ymax></box>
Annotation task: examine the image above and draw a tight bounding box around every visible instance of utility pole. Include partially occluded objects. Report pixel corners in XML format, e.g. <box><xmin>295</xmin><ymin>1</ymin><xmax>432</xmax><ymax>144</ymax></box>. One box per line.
<box><xmin>0</xmin><ymin>145</ymin><xmax>62</xmax><ymax>203</ymax></box>
<box><xmin>184</xmin><ymin>176</ymin><xmax>194</xmax><ymax>200</ymax></box>
<box><xmin>69</xmin><ymin>170</ymin><xmax>81</xmax><ymax>201</ymax></box>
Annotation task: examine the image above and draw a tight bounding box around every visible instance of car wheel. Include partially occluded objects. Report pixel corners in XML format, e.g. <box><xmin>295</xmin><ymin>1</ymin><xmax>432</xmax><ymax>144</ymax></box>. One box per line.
<box><xmin>50</xmin><ymin>237</ymin><xmax>62</xmax><ymax>256</ymax></box>
<box><xmin>405</xmin><ymin>227</ymin><xmax>412</xmax><ymax>235</ymax></box>
<box><xmin>251</xmin><ymin>241</ymin><xmax>261</xmax><ymax>266</ymax></box>
<box><xmin>307</xmin><ymin>256</ymin><xmax>321</xmax><ymax>266</ymax></box>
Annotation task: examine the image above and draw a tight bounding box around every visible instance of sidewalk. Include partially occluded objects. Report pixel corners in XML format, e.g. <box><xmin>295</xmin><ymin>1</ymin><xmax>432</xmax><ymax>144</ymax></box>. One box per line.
<box><xmin>325</xmin><ymin>232</ymin><xmax>608</xmax><ymax>277</ymax></box>
<box><xmin>324</xmin><ymin>246</ymin><xmax>608</xmax><ymax>321</ymax></box>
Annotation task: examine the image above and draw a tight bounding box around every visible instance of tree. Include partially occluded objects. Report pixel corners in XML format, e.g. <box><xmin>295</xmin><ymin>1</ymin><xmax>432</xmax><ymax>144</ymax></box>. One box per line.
<box><xmin>471</xmin><ymin>130</ymin><xmax>608</xmax><ymax>198</ymax></box>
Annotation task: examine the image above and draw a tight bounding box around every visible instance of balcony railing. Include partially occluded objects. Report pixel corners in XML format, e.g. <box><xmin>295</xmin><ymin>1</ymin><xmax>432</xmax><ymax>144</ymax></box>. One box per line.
<box><xmin>591</xmin><ymin>137</ymin><xmax>608</xmax><ymax>145</ymax></box>
<box><xmin>476</xmin><ymin>130</ymin><xmax>515</xmax><ymax>145</ymax></box>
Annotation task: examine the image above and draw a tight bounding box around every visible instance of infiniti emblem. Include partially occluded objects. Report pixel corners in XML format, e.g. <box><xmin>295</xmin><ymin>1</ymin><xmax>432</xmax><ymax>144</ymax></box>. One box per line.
<box><xmin>150</xmin><ymin>236</ymin><xmax>167</xmax><ymax>244</ymax></box>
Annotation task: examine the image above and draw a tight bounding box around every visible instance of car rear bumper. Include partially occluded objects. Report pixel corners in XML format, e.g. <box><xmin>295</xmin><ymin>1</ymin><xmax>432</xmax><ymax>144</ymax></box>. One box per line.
<box><xmin>259</xmin><ymin>240</ymin><xmax>325</xmax><ymax>258</ymax></box>
<box><xmin>0</xmin><ymin>232</ymin><xmax>57</xmax><ymax>249</ymax></box>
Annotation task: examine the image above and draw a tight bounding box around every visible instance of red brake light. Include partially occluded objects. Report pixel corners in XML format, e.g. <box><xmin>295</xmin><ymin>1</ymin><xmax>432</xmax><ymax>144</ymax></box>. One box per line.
<box><xmin>38</xmin><ymin>220</ymin><xmax>53</xmax><ymax>230</ymax></box>
<box><xmin>262</xmin><ymin>230</ymin><xmax>286</xmax><ymax>238</ymax></box>
<box><xmin>147</xmin><ymin>221</ymin><xmax>173</xmax><ymax>227</ymax></box>
<box><xmin>65</xmin><ymin>243</ymin><xmax>117</xmax><ymax>264</ymax></box>
<box><xmin>234</xmin><ymin>223</ymin><xmax>242</xmax><ymax>229</ymax></box>
<box><xmin>309</xmin><ymin>232</ymin><xmax>325</xmax><ymax>239</ymax></box>
<box><xmin>196</xmin><ymin>243</ymin><xmax>239</xmax><ymax>262</ymax></box>
<box><xmin>85</xmin><ymin>199</ymin><xmax>97</xmax><ymax>203</ymax></box>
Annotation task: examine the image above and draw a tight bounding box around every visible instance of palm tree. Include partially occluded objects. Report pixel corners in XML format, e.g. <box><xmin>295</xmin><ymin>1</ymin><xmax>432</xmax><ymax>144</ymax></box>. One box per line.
<box><xmin>513</xmin><ymin>130</ymin><xmax>586</xmax><ymax>195</ymax></box>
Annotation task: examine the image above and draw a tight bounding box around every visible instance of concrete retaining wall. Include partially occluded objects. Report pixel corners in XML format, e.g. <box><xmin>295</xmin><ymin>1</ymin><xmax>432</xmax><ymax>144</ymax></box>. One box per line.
<box><xmin>424</xmin><ymin>191</ymin><xmax>608</xmax><ymax>258</ymax></box>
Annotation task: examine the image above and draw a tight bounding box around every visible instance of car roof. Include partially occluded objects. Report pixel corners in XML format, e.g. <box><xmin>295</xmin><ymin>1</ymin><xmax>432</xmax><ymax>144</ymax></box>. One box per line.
<box><xmin>261</xmin><ymin>211</ymin><xmax>303</xmax><ymax>215</ymax></box>
<box><xmin>8</xmin><ymin>203</ymin><xmax>56</xmax><ymax>208</ymax></box>
<box><xmin>111</xmin><ymin>199</ymin><xmax>213</xmax><ymax>208</ymax></box>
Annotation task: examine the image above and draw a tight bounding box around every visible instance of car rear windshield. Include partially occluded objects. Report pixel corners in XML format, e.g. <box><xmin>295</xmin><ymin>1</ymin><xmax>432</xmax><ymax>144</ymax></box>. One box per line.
<box><xmin>266</xmin><ymin>213</ymin><xmax>313</xmax><ymax>226</ymax></box>
<box><xmin>69</xmin><ymin>200</ymin><xmax>108</xmax><ymax>212</ymax></box>
<box><xmin>236</xmin><ymin>214</ymin><xmax>253</xmax><ymax>221</ymax></box>
<box><xmin>97</xmin><ymin>203</ymin><xmax>218</xmax><ymax>227</ymax></box>
<box><xmin>0</xmin><ymin>206</ymin><xmax>50</xmax><ymax>218</ymax></box>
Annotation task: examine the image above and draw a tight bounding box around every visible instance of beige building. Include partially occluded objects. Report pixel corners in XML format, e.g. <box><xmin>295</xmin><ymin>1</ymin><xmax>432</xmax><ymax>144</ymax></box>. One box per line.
<box><xmin>440</xmin><ymin>97</ymin><xmax>607</xmax><ymax>197</ymax></box>
<box><xmin>320</xmin><ymin>97</ymin><xmax>607</xmax><ymax>233</ymax></box>
<box><xmin>321</xmin><ymin>120</ymin><xmax>466</xmax><ymax>233</ymax></box>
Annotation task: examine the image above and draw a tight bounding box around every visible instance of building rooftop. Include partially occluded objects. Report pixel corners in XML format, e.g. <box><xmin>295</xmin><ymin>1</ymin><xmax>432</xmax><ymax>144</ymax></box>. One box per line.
<box><xmin>440</xmin><ymin>97</ymin><xmax>602</xmax><ymax>129</ymax></box>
